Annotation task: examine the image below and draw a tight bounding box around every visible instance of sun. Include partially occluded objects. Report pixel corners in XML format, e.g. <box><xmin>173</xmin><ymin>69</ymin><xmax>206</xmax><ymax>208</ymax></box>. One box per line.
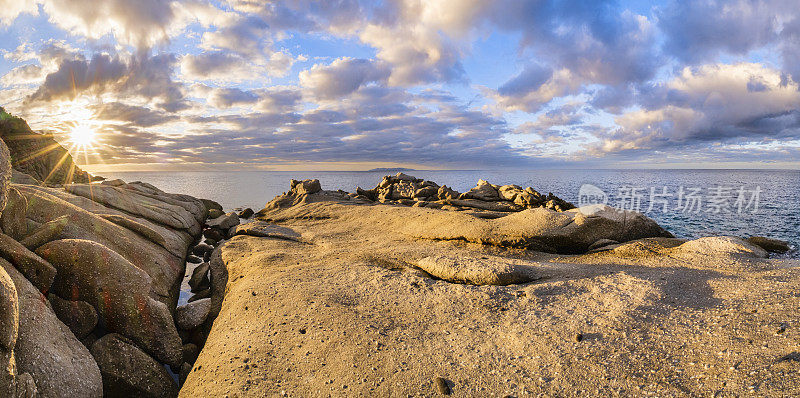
<box><xmin>70</xmin><ymin>122</ymin><xmax>97</xmax><ymax>147</ymax></box>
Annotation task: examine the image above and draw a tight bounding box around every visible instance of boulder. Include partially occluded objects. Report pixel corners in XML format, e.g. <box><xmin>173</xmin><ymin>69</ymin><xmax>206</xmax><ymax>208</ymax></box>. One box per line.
<box><xmin>414</xmin><ymin>186</ymin><xmax>438</xmax><ymax>199</ymax></box>
<box><xmin>0</xmin><ymin>187</ymin><xmax>27</xmax><ymax>240</ymax></box>
<box><xmin>200</xmin><ymin>199</ymin><xmax>222</xmax><ymax>214</ymax></box>
<box><xmin>238</xmin><ymin>208</ymin><xmax>254</xmax><ymax>219</ymax></box>
<box><xmin>188</xmin><ymin>262</ymin><xmax>210</xmax><ymax>293</ymax></box>
<box><xmin>678</xmin><ymin>236</ymin><xmax>768</xmax><ymax>258</ymax></box>
<box><xmin>191</xmin><ymin>243</ymin><xmax>213</xmax><ymax>257</ymax></box>
<box><xmin>0</xmin><ymin>232</ymin><xmax>56</xmax><ymax>294</ymax></box>
<box><xmin>176</xmin><ymin>298</ymin><xmax>211</xmax><ymax>331</ymax></box>
<box><xmin>390</xmin><ymin>181</ymin><xmax>418</xmax><ymax>199</ymax></box>
<box><xmin>746</xmin><ymin>236</ymin><xmax>791</xmax><ymax>253</ymax></box>
<box><xmin>36</xmin><ymin>239</ymin><xmax>183</xmax><ymax>367</ymax></box>
<box><xmin>206</xmin><ymin>212</ymin><xmax>240</xmax><ymax>230</ymax></box>
<box><xmin>498</xmin><ymin>184</ymin><xmax>523</xmax><ymax>202</ymax></box>
<box><xmin>10</xmin><ymin>170</ymin><xmax>39</xmax><ymax>186</ymax></box>
<box><xmin>447</xmin><ymin>199</ymin><xmax>522</xmax><ymax>212</ymax></box>
<box><xmin>100</xmin><ymin>179</ymin><xmax>126</xmax><ymax>187</ymax></box>
<box><xmin>0</xmin><ymin>265</ymin><xmax>17</xmax><ymax>397</ymax></box>
<box><xmin>235</xmin><ymin>221</ymin><xmax>301</xmax><ymax>241</ymax></box>
<box><xmin>182</xmin><ymin>343</ymin><xmax>199</xmax><ymax>364</ymax></box>
<box><xmin>416</xmin><ymin>255</ymin><xmax>540</xmax><ymax>286</ymax></box>
<box><xmin>99</xmin><ymin>214</ymin><xmax>168</xmax><ymax>249</ymax></box>
<box><xmin>207</xmin><ymin>247</ymin><xmax>228</xmax><ymax>325</ymax></box>
<box><xmin>394</xmin><ymin>172</ymin><xmax>416</xmax><ymax>181</ymax></box>
<box><xmin>90</xmin><ymin>334</ymin><xmax>179</xmax><ymax>398</ymax></box>
<box><xmin>0</xmin><ymin>259</ymin><xmax>103</xmax><ymax>398</ymax></box>
<box><xmin>587</xmin><ymin>238</ymin><xmax>621</xmax><ymax>252</ymax></box>
<box><xmin>461</xmin><ymin>179</ymin><xmax>501</xmax><ymax>201</ymax></box>
<box><xmin>18</xmin><ymin>215</ymin><xmax>69</xmax><ymax>251</ymax></box>
<box><xmin>47</xmin><ymin>294</ymin><xmax>98</xmax><ymax>339</ymax></box>
<box><xmin>290</xmin><ymin>179</ymin><xmax>321</xmax><ymax>195</ymax></box>
<box><xmin>207</xmin><ymin>208</ymin><xmax>224</xmax><ymax>219</ymax></box>
<box><xmin>187</xmin><ymin>254</ymin><xmax>203</xmax><ymax>264</ymax></box>
<box><xmin>437</xmin><ymin>185</ymin><xmax>459</xmax><ymax>200</ymax></box>
<box><xmin>0</xmin><ymin>139</ymin><xmax>9</xmax><ymax>218</ymax></box>
<box><xmin>188</xmin><ymin>288</ymin><xmax>211</xmax><ymax>303</ymax></box>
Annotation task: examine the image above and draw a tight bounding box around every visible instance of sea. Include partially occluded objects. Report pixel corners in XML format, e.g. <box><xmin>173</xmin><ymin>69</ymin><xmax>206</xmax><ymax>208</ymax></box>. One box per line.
<box><xmin>100</xmin><ymin>169</ymin><xmax>799</xmax><ymax>257</ymax></box>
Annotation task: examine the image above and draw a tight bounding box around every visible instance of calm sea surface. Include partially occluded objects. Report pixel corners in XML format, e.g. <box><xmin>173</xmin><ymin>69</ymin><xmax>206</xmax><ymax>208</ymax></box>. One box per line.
<box><xmin>101</xmin><ymin>170</ymin><xmax>799</xmax><ymax>256</ymax></box>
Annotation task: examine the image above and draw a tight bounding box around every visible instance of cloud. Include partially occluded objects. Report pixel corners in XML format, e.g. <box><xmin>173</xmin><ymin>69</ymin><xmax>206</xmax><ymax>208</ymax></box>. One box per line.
<box><xmin>299</xmin><ymin>58</ymin><xmax>390</xmax><ymax>99</ymax></box>
<box><xmin>489</xmin><ymin>69</ymin><xmax>581</xmax><ymax>113</ymax></box>
<box><xmin>92</xmin><ymin>102</ymin><xmax>178</xmax><ymax>127</ymax></box>
<box><xmin>590</xmin><ymin>63</ymin><xmax>800</xmax><ymax>156</ymax></box>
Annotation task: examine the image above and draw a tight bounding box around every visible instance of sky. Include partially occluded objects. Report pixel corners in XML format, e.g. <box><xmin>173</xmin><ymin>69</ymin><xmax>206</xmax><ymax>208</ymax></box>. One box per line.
<box><xmin>0</xmin><ymin>0</ymin><xmax>799</xmax><ymax>171</ymax></box>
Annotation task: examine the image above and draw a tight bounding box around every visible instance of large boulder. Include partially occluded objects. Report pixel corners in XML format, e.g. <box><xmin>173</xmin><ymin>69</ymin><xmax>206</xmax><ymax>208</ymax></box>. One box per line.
<box><xmin>746</xmin><ymin>236</ymin><xmax>791</xmax><ymax>253</ymax></box>
<box><xmin>678</xmin><ymin>236</ymin><xmax>768</xmax><ymax>258</ymax></box>
<box><xmin>90</xmin><ymin>334</ymin><xmax>178</xmax><ymax>398</ymax></box>
<box><xmin>415</xmin><ymin>255</ymin><xmax>539</xmax><ymax>286</ymax></box>
<box><xmin>36</xmin><ymin>239</ymin><xmax>183</xmax><ymax>367</ymax></box>
<box><xmin>0</xmin><ymin>265</ymin><xmax>17</xmax><ymax>397</ymax></box>
<box><xmin>409</xmin><ymin>204</ymin><xmax>673</xmax><ymax>254</ymax></box>
<box><xmin>48</xmin><ymin>294</ymin><xmax>98</xmax><ymax>339</ymax></box>
<box><xmin>0</xmin><ymin>139</ymin><xmax>9</xmax><ymax>218</ymax></box>
<box><xmin>0</xmin><ymin>232</ymin><xmax>56</xmax><ymax>294</ymax></box>
<box><xmin>206</xmin><ymin>212</ymin><xmax>240</xmax><ymax>230</ymax></box>
<box><xmin>460</xmin><ymin>179</ymin><xmax>501</xmax><ymax>201</ymax></box>
<box><xmin>176</xmin><ymin>298</ymin><xmax>211</xmax><ymax>331</ymax></box>
<box><xmin>0</xmin><ymin>187</ymin><xmax>26</xmax><ymax>240</ymax></box>
<box><xmin>0</xmin><ymin>258</ymin><xmax>103</xmax><ymax>397</ymax></box>
<box><xmin>290</xmin><ymin>179</ymin><xmax>321</xmax><ymax>195</ymax></box>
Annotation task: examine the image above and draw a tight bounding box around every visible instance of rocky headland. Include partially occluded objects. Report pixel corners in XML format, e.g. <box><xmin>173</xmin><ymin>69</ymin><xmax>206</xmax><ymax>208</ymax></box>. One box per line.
<box><xmin>1</xmin><ymin>107</ymin><xmax>797</xmax><ymax>397</ymax></box>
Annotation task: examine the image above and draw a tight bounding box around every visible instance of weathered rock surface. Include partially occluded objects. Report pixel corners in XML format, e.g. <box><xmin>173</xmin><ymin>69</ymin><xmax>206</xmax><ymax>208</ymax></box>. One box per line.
<box><xmin>678</xmin><ymin>236</ymin><xmax>768</xmax><ymax>258</ymax></box>
<box><xmin>176</xmin><ymin>298</ymin><xmax>211</xmax><ymax>331</ymax></box>
<box><xmin>18</xmin><ymin>215</ymin><xmax>69</xmax><ymax>250</ymax></box>
<box><xmin>291</xmin><ymin>179</ymin><xmax>321</xmax><ymax>195</ymax></box>
<box><xmin>0</xmin><ymin>232</ymin><xmax>56</xmax><ymax>293</ymax></box>
<box><xmin>36</xmin><ymin>239</ymin><xmax>183</xmax><ymax>367</ymax></box>
<box><xmin>234</xmin><ymin>221</ymin><xmax>301</xmax><ymax>241</ymax></box>
<box><xmin>0</xmin><ymin>259</ymin><xmax>103</xmax><ymax>397</ymax></box>
<box><xmin>0</xmin><ymin>139</ymin><xmax>10</xmax><ymax>218</ymax></box>
<box><xmin>0</xmin><ymin>264</ymin><xmax>18</xmax><ymax>397</ymax></box>
<box><xmin>416</xmin><ymin>255</ymin><xmax>540</xmax><ymax>285</ymax></box>
<box><xmin>189</xmin><ymin>262</ymin><xmax>210</xmax><ymax>293</ymax></box>
<box><xmin>206</xmin><ymin>212</ymin><xmax>240</xmax><ymax>230</ymax></box>
<box><xmin>90</xmin><ymin>334</ymin><xmax>178</xmax><ymax>398</ymax></box>
<box><xmin>0</xmin><ymin>187</ymin><xmax>26</xmax><ymax>240</ymax></box>
<box><xmin>48</xmin><ymin>294</ymin><xmax>98</xmax><ymax>339</ymax></box>
<box><xmin>746</xmin><ymin>236</ymin><xmax>792</xmax><ymax>253</ymax></box>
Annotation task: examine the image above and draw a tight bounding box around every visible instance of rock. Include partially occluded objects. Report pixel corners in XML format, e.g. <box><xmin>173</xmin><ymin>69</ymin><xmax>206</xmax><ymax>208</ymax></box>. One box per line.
<box><xmin>101</xmin><ymin>179</ymin><xmax>126</xmax><ymax>187</ymax></box>
<box><xmin>588</xmin><ymin>239</ymin><xmax>620</xmax><ymax>252</ymax></box>
<box><xmin>10</xmin><ymin>170</ymin><xmax>40</xmax><ymax>186</ymax></box>
<box><xmin>200</xmin><ymin>198</ymin><xmax>222</xmax><ymax>214</ymax></box>
<box><xmin>355</xmin><ymin>187</ymin><xmax>377</xmax><ymax>201</ymax></box>
<box><xmin>746</xmin><ymin>236</ymin><xmax>791</xmax><ymax>253</ymax></box>
<box><xmin>390</xmin><ymin>181</ymin><xmax>418</xmax><ymax>199</ymax></box>
<box><xmin>206</xmin><ymin>212</ymin><xmax>240</xmax><ymax>230</ymax></box>
<box><xmin>574</xmin><ymin>333</ymin><xmax>584</xmax><ymax>342</ymax></box>
<box><xmin>14</xmin><ymin>372</ymin><xmax>36</xmax><ymax>398</ymax></box>
<box><xmin>176</xmin><ymin>298</ymin><xmax>211</xmax><ymax>331</ymax></box>
<box><xmin>437</xmin><ymin>186</ymin><xmax>460</xmax><ymax>200</ymax></box>
<box><xmin>99</xmin><ymin>214</ymin><xmax>168</xmax><ymax>249</ymax></box>
<box><xmin>0</xmin><ymin>258</ymin><xmax>103</xmax><ymax>398</ymax></box>
<box><xmin>192</xmin><ymin>243</ymin><xmax>213</xmax><ymax>257</ymax></box>
<box><xmin>207</xmin><ymin>208</ymin><xmax>224</xmax><ymax>219</ymax></box>
<box><xmin>434</xmin><ymin>377</ymin><xmax>451</xmax><ymax>395</ymax></box>
<box><xmin>447</xmin><ymin>199</ymin><xmax>522</xmax><ymax>212</ymax></box>
<box><xmin>414</xmin><ymin>186</ymin><xmax>438</xmax><ymax>198</ymax></box>
<box><xmin>0</xmin><ymin>232</ymin><xmax>56</xmax><ymax>294</ymax></box>
<box><xmin>18</xmin><ymin>215</ymin><xmax>69</xmax><ymax>251</ymax></box>
<box><xmin>0</xmin><ymin>265</ymin><xmax>17</xmax><ymax>397</ymax></box>
<box><xmin>0</xmin><ymin>140</ymin><xmax>8</xmax><ymax>217</ymax></box>
<box><xmin>235</xmin><ymin>221</ymin><xmax>301</xmax><ymax>241</ymax></box>
<box><xmin>394</xmin><ymin>172</ymin><xmax>416</xmax><ymax>181</ymax></box>
<box><xmin>461</xmin><ymin>179</ymin><xmax>501</xmax><ymax>201</ymax></box>
<box><xmin>238</xmin><ymin>208</ymin><xmax>254</xmax><ymax>219</ymax></box>
<box><xmin>203</xmin><ymin>228</ymin><xmax>224</xmax><ymax>242</ymax></box>
<box><xmin>0</xmin><ymin>187</ymin><xmax>27</xmax><ymax>240</ymax></box>
<box><xmin>415</xmin><ymin>255</ymin><xmax>540</xmax><ymax>286</ymax></box>
<box><xmin>678</xmin><ymin>236</ymin><xmax>768</xmax><ymax>258</ymax></box>
<box><xmin>90</xmin><ymin>333</ymin><xmax>179</xmax><ymax>398</ymax></box>
<box><xmin>290</xmin><ymin>179</ymin><xmax>321</xmax><ymax>195</ymax></box>
<box><xmin>189</xmin><ymin>262</ymin><xmax>210</xmax><ymax>293</ymax></box>
<box><xmin>207</xmin><ymin>247</ymin><xmax>228</xmax><ymax>325</ymax></box>
<box><xmin>182</xmin><ymin>343</ymin><xmax>199</xmax><ymax>364</ymax></box>
<box><xmin>226</xmin><ymin>226</ymin><xmax>237</xmax><ymax>239</ymax></box>
<box><xmin>47</xmin><ymin>294</ymin><xmax>98</xmax><ymax>339</ymax></box>
<box><xmin>187</xmin><ymin>254</ymin><xmax>203</xmax><ymax>264</ymax></box>
<box><xmin>188</xmin><ymin>288</ymin><xmax>211</xmax><ymax>303</ymax></box>
<box><xmin>36</xmin><ymin>239</ymin><xmax>183</xmax><ymax>367</ymax></box>
<box><xmin>179</xmin><ymin>363</ymin><xmax>192</xmax><ymax>385</ymax></box>
<box><xmin>498</xmin><ymin>184</ymin><xmax>523</xmax><ymax>202</ymax></box>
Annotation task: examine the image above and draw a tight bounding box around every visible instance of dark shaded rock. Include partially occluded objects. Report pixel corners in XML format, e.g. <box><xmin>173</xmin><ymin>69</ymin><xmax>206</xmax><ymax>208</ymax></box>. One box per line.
<box><xmin>207</xmin><ymin>247</ymin><xmax>228</xmax><ymax>325</ymax></box>
<box><xmin>192</xmin><ymin>243</ymin><xmax>213</xmax><ymax>256</ymax></box>
<box><xmin>447</xmin><ymin>199</ymin><xmax>522</xmax><ymax>212</ymax></box>
<box><xmin>437</xmin><ymin>185</ymin><xmax>459</xmax><ymax>200</ymax></box>
<box><xmin>182</xmin><ymin>343</ymin><xmax>199</xmax><ymax>364</ymax></box>
<box><xmin>19</xmin><ymin>215</ymin><xmax>69</xmax><ymax>251</ymax></box>
<box><xmin>238</xmin><ymin>208</ymin><xmax>254</xmax><ymax>219</ymax></box>
<box><xmin>200</xmin><ymin>199</ymin><xmax>222</xmax><ymax>214</ymax></box>
<box><xmin>203</xmin><ymin>228</ymin><xmax>224</xmax><ymax>242</ymax></box>
<box><xmin>47</xmin><ymin>294</ymin><xmax>98</xmax><ymax>339</ymax></box>
<box><xmin>355</xmin><ymin>187</ymin><xmax>377</xmax><ymax>201</ymax></box>
<box><xmin>10</xmin><ymin>170</ymin><xmax>40</xmax><ymax>185</ymax></box>
<box><xmin>0</xmin><ymin>139</ymin><xmax>10</xmax><ymax>218</ymax></box>
<box><xmin>206</xmin><ymin>212</ymin><xmax>240</xmax><ymax>230</ymax></box>
<box><xmin>36</xmin><ymin>239</ymin><xmax>183</xmax><ymax>367</ymax></box>
<box><xmin>90</xmin><ymin>333</ymin><xmax>179</xmax><ymax>398</ymax></box>
<box><xmin>178</xmin><ymin>362</ymin><xmax>192</xmax><ymax>386</ymax></box>
<box><xmin>587</xmin><ymin>239</ymin><xmax>620</xmax><ymax>252</ymax></box>
<box><xmin>414</xmin><ymin>186</ymin><xmax>438</xmax><ymax>198</ymax></box>
<box><xmin>0</xmin><ymin>232</ymin><xmax>56</xmax><ymax>294</ymax></box>
<box><xmin>434</xmin><ymin>377</ymin><xmax>451</xmax><ymax>395</ymax></box>
<box><xmin>0</xmin><ymin>112</ymin><xmax>92</xmax><ymax>185</ymax></box>
<box><xmin>188</xmin><ymin>288</ymin><xmax>211</xmax><ymax>303</ymax></box>
<box><xmin>0</xmin><ymin>187</ymin><xmax>26</xmax><ymax>240</ymax></box>
<box><xmin>0</xmin><ymin>258</ymin><xmax>103</xmax><ymax>397</ymax></box>
<box><xmin>189</xmin><ymin>262</ymin><xmax>210</xmax><ymax>293</ymax></box>
<box><xmin>747</xmin><ymin>236</ymin><xmax>791</xmax><ymax>253</ymax></box>
<box><xmin>187</xmin><ymin>255</ymin><xmax>203</xmax><ymax>264</ymax></box>
<box><xmin>207</xmin><ymin>208</ymin><xmax>224</xmax><ymax>219</ymax></box>
<box><xmin>0</xmin><ymin>264</ymin><xmax>17</xmax><ymax>397</ymax></box>
<box><xmin>176</xmin><ymin>298</ymin><xmax>211</xmax><ymax>331</ymax></box>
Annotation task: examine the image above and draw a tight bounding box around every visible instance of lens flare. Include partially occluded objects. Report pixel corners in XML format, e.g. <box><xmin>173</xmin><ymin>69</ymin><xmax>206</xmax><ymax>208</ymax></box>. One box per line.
<box><xmin>70</xmin><ymin>122</ymin><xmax>97</xmax><ymax>147</ymax></box>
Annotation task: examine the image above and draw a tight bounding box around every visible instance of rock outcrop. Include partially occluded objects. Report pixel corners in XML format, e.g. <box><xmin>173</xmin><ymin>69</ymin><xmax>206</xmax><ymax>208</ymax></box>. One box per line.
<box><xmin>0</xmin><ymin>139</ymin><xmax>9</xmax><ymax>218</ymax></box>
<box><xmin>90</xmin><ymin>334</ymin><xmax>178</xmax><ymax>398</ymax></box>
<box><xmin>0</xmin><ymin>108</ymin><xmax>92</xmax><ymax>185</ymax></box>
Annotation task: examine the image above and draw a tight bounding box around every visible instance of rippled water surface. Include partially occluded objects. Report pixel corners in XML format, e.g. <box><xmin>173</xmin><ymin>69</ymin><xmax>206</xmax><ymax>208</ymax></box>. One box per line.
<box><xmin>102</xmin><ymin>169</ymin><xmax>800</xmax><ymax>257</ymax></box>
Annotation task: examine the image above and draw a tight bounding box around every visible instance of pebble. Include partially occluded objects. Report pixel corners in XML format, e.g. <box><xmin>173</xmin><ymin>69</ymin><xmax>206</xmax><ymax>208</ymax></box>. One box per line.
<box><xmin>434</xmin><ymin>377</ymin><xmax>451</xmax><ymax>395</ymax></box>
<box><xmin>574</xmin><ymin>333</ymin><xmax>584</xmax><ymax>342</ymax></box>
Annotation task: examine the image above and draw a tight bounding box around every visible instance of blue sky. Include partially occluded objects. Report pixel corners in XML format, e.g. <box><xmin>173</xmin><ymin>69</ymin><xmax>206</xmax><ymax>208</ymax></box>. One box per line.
<box><xmin>1</xmin><ymin>0</ymin><xmax>799</xmax><ymax>171</ymax></box>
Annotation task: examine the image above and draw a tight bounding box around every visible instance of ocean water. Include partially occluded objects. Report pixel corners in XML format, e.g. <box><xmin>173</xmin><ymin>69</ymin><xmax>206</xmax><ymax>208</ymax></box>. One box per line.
<box><xmin>101</xmin><ymin>170</ymin><xmax>800</xmax><ymax>256</ymax></box>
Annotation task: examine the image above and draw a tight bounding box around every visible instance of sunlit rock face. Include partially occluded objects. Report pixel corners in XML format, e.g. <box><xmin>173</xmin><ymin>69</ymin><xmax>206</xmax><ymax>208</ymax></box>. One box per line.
<box><xmin>0</xmin><ymin>108</ymin><xmax>91</xmax><ymax>186</ymax></box>
<box><xmin>0</xmin><ymin>138</ymin><xmax>10</xmax><ymax>217</ymax></box>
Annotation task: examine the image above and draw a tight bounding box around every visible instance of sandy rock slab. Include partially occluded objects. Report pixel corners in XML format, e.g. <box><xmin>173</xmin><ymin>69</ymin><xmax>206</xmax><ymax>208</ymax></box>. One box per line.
<box><xmin>415</xmin><ymin>255</ymin><xmax>541</xmax><ymax>285</ymax></box>
<box><xmin>234</xmin><ymin>221</ymin><xmax>301</xmax><ymax>241</ymax></box>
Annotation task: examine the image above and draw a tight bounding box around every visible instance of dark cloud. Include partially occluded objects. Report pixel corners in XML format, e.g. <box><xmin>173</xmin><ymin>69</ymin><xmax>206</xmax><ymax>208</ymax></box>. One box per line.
<box><xmin>498</xmin><ymin>64</ymin><xmax>553</xmax><ymax>97</ymax></box>
<box><xmin>92</xmin><ymin>102</ymin><xmax>178</xmax><ymax>127</ymax></box>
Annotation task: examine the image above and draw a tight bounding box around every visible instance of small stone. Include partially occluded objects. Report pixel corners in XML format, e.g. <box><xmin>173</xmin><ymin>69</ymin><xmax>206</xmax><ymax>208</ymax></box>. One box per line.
<box><xmin>434</xmin><ymin>377</ymin><xmax>451</xmax><ymax>395</ymax></box>
<box><xmin>238</xmin><ymin>208</ymin><xmax>254</xmax><ymax>219</ymax></box>
<box><xmin>574</xmin><ymin>333</ymin><xmax>584</xmax><ymax>342</ymax></box>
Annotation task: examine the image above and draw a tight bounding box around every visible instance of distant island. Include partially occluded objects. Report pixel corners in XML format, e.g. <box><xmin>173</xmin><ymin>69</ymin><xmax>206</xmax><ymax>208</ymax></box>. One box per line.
<box><xmin>367</xmin><ymin>167</ymin><xmax>417</xmax><ymax>172</ymax></box>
